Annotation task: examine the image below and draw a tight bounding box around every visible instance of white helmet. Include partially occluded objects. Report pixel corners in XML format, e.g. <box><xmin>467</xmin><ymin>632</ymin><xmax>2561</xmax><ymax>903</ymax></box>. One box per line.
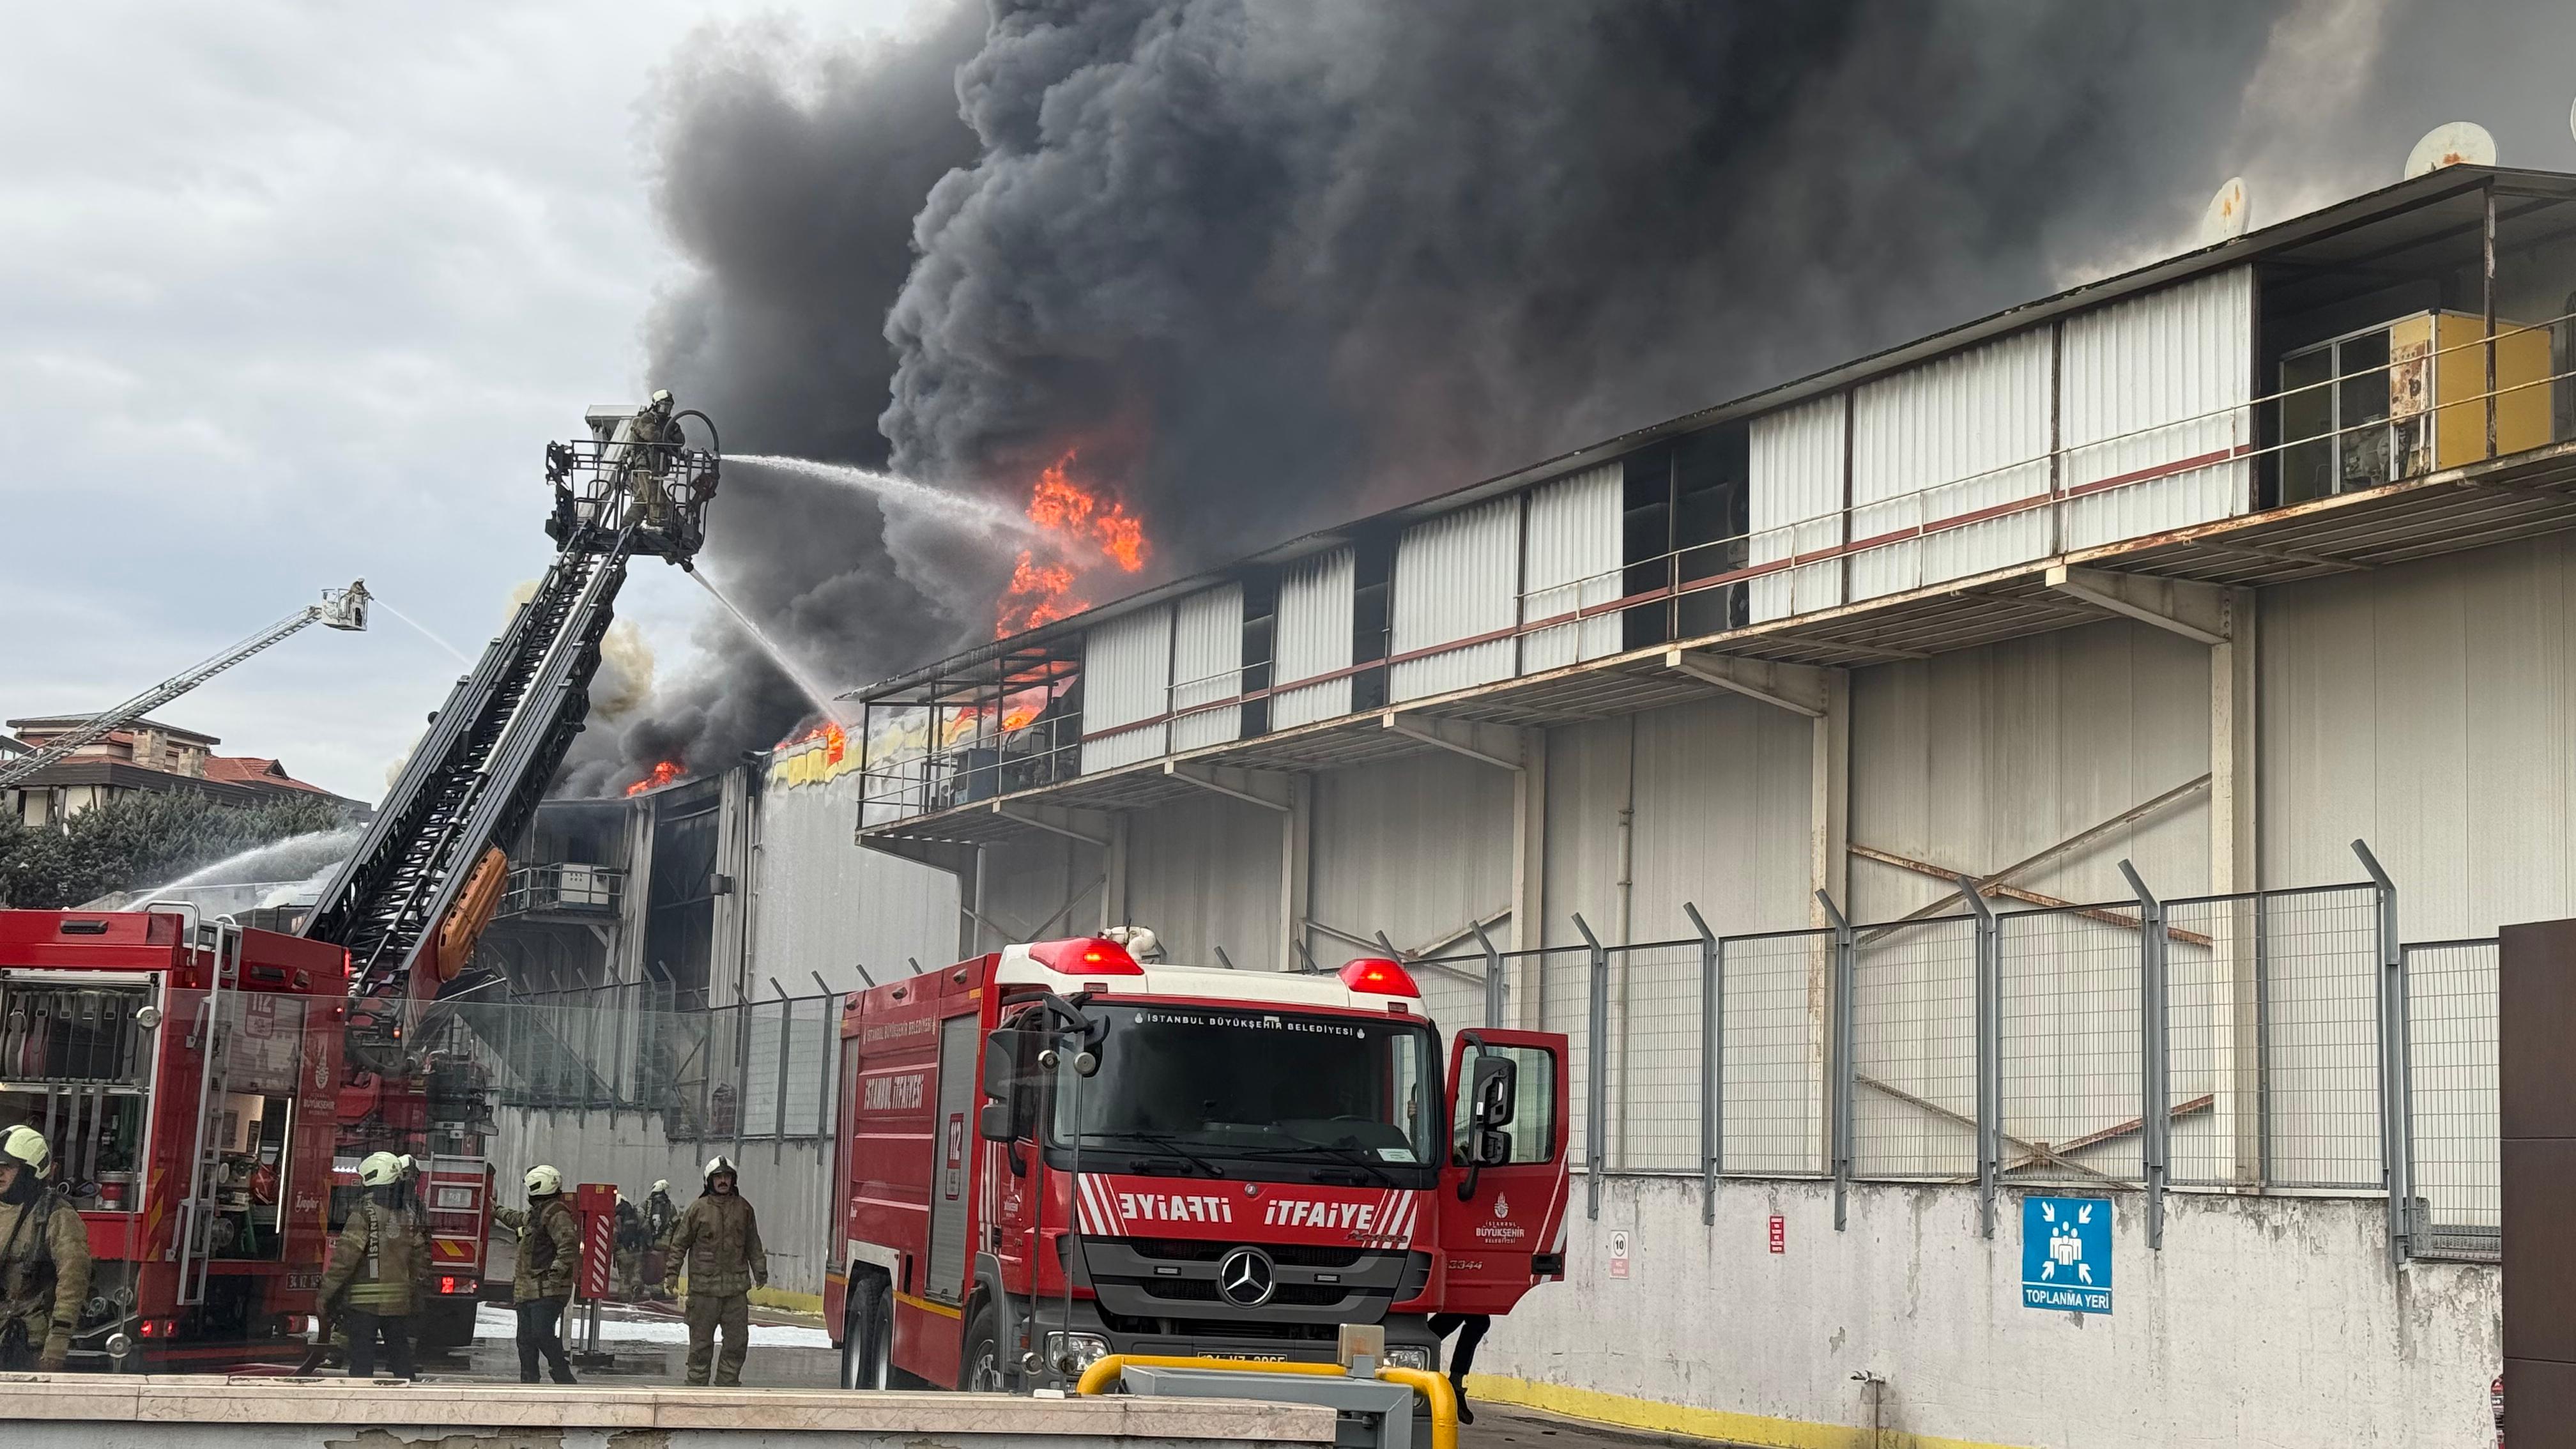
<box><xmin>702</xmin><ymin>1156</ymin><xmax>737</xmax><ymax>1184</ymax></box>
<box><xmin>1</xmin><ymin>1126</ymin><xmax>49</xmax><ymax>1175</ymax></box>
<box><xmin>525</xmin><ymin>1165</ymin><xmax>563</xmax><ymax>1197</ymax></box>
<box><xmin>652</xmin><ymin>1179</ymin><xmax>669</xmax><ymax>1195</ymax></box>
<box><xmin>358</xmin><ymin>1151</ymin><xmax>403</xmax><ymax>1187</ymax></box>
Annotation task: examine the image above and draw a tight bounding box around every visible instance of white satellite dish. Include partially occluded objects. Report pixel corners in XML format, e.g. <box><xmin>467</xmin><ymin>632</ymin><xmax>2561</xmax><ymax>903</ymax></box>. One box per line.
<box><xmin>2405</xmin><ymin>121</ymin><xmax>2497</xmax><ymax>178</ymax></box>
<box><xmin>2200</xmin><ymin>176</ymin><xmax>2251</xmax><ymax>245</ymax></box>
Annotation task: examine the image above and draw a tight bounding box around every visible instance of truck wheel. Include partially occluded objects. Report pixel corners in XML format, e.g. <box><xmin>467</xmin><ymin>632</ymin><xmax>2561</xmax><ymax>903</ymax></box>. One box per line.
<box><xmin>839</xmin><ymin>1276</ymin><xmax>891</xmax><ymax>1391</ymax></box>
<box><xmin>415</xmin><ymin>1299</ymin><xmax>480</xmax><ymax>1351</ymax></box>
<box><xmin>960</xmin><ymin>1301</ymin><xmax>1006</xmax><ymax>1393</ymax></box>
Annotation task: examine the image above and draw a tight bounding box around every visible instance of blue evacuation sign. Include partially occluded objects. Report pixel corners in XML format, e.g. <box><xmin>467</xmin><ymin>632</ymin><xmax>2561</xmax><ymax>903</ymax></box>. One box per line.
<box><xmin>2020</xmin><ymin>1195</ymin><xmax>2112</xmax><ymax>1314</ymax></box>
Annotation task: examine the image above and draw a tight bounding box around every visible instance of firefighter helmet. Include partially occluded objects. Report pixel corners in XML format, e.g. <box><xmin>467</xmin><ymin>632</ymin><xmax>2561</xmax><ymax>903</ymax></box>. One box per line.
<box><xmin>526</xmin><ymin>1164</ymin><xmax>563</xmax><ymax>1197</ymax></box>
<box><xmin>0</xmin><ymin>1126</ymin><xmax>48</xmax><ymax>1175</ymax></box>
<box><xmin>652</xmin><ymin>1179</ymin><xmax>669</xmax><ymax>1195</ymax></box>
<box><xmin>358</xmin><ymin>1151</ymin><xmax>403</xmax><ymax>1187</ymax></box>
<box><xmin>702</xmin><ymin>1156</ymin><xmax>737</xmax><ymax>1184</ymax></box>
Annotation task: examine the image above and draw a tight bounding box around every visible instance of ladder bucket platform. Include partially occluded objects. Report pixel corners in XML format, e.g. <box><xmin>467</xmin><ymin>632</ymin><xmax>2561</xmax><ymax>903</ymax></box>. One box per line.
<box><xmin>0</xmin><ymin>1374</ymin><xmax>1335</xmax><ymax>1449</ymax></box>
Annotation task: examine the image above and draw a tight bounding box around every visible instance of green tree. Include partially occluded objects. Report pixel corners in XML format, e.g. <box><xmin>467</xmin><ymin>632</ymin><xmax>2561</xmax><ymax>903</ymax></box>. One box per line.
<box><xmin>0</xmin><ymin>791</ymin><xmax>355</xmax><ymax>909</ymax></box>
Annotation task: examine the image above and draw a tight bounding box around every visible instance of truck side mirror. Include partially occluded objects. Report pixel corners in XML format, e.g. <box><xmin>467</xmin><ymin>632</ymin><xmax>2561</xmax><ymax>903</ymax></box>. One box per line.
<box><xmin>978</xmin><ymin>1101</ymin><xmax>1018</xmax><ymax>1144</ymax></box>
<box><xmin>984</xmin><ymin>1029</ymin><xmax>1037</xmax><ymax>1100</ymax></box>
<box><xmin>1470</xmin><ymin>1055</ymin><xmax>1517</xmax><ymax>1129</ymax></box>
<box><xmin>1476</xmin><ymin>1129</ymin><xmax>1512</xmax><ymax>1168</ymax></box>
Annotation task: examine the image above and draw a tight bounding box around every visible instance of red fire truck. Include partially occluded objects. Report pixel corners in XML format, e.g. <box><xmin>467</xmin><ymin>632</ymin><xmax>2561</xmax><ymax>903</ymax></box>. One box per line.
<box><xmin>0</xmin><ymin>910</ymin><xmax>346</xmax><ymax>1370</ymax></box>
<box><xmin>823</xmin><ymin>932</ymin><xmax>1569</xmax><ymax>1393</ymax></box>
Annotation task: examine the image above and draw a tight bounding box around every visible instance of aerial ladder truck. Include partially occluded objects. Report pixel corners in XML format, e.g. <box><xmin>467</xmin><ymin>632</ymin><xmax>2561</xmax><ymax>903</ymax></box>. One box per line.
<box><xmin>0</xmin><ymin>394</ymin><xmax>719</xmax><ymax>1365</ymax></box>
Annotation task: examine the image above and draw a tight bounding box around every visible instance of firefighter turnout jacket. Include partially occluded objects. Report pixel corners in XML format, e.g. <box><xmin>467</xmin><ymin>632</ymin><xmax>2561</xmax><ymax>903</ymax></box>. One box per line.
<box><xmin>663</xmin><ymin>1191</ymin><xmax>767</xmax><ymax>1298</ymax></box>
<box><xmin>0</xmin><ymin>1187</ymin><xmax>91</xmax><ymax>1367</ymax></box>
<box><xmin>497</xmin><ymin>1197</ymin><xmax>581</xmax><ymax>1301</ymax></box>
<box><xmin>316</xmin><ymin>1199</ymin><xmax>425</xmax><ymax>1315</ymax></box>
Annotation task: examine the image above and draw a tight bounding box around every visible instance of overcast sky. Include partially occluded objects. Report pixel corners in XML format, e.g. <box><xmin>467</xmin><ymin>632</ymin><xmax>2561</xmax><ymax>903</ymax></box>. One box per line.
<box><xmin>0</xmin><ymin>1</ymin><xmax>939</xmax><ymax>799</ymax></box>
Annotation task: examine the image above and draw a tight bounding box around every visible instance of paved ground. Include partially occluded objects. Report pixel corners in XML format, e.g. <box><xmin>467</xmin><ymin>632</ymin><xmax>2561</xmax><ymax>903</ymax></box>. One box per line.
<box><xmin>406</xmin><ymin>1305</ymin><xmax>1729</xmax><ymax>1449</ymax></box>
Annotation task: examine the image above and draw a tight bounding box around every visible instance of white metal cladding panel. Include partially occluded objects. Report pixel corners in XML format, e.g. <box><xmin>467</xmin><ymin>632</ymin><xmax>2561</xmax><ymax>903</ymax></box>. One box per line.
<box><xmin>1125</xmin><ymin>790</ymin><xmax>1284</xmax><ymax>973</ymax></box>
<box><xmin>1749</xmin><ymin>396</ymin><xmax>1848</xmax><ymax>623</ymax></box>
<box><xmin>1521</xmin><ymin>464</ymin><xmax>1623</xmax><ymax>674</ymax></box>
<box><xmin>1848</xmin><ymin>329</ymin><xmax>2051</xmax><ymax>602</ymax></box>
<box><xmin>1846</xmin><ymin>618</ymin><xmax>2212</xmax><ymax>922</ymax></box>
<box><xmin>1308</xmin><ymin>751</ymin><xmax>1514</xmax><ymax>957</ymax></box>
<box><xmin>1391</xmin><ymin>497</ymin><xmax>1521</xmax><ymax>701</ymax></box>
<box><xmin>1273</xmin><ymin>547</ymin><xmax>1354</xmax><ymax>730</ymax></box>
<box><xmin>1080</xmin><ymin>604</ymin><xmax>1173</xmax><ymax>774</ymax></box>
<box><xmin>1169</xmin><ymin>584</ymin><xmax>1245</xmax><ymax>753</ymax></box>
<box><xmin>2261</xmin><ymin>538</ymin><xmax>2576</xmax><ymax>944</ymax></box>
<box><xmin>751</xmin><ymin>766</ymin><xmax>959</xmax><ymax>988</ymax></box>
<box><xmin>2060</xmin><ymin>266</ymin><xmax>2253</xmax><ymax>551</ymax></box>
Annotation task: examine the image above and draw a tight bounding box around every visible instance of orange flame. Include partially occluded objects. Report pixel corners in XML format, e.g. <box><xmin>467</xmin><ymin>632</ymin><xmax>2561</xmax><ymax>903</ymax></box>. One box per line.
<box><xmin>996</xmin><ymin>449</ymin><xmax>1150</xmax><ymax>636</ymax></box>
<box><xmin>625</xmin><ymin>760</ymin><xmax>683</xmax><ymax>796</ymax></box>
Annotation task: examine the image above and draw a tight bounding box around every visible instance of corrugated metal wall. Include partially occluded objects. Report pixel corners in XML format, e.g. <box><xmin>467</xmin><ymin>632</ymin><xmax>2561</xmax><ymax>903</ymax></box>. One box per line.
<box><xmin>2264</xmin><ymin>537</ymin><xmax>2576</xmax><ymax>942</ymax></box>
<box><xmin>1749</xmin><ymin>395</ymin><xmax>1848</xmax><ymax>623</ymax></box>
<box><xmin>972</xmin><ymin>834</ymin><xmax>1101</xmax><ymax>949</ymax></box>
<box><xmin>751</xmin><ymin>766</ymin><xmax>960</xmax><ymax>992</ymax></box>
<box><xmin>1848</xmin><ymin>618</ymin><xmax>2212</xmax><ymax>919</ymax></box>
<box><xmin>1169</xmin><ymin>584</ymin><xmax>1245</xmax><ymax>753</ymax></box>
<box><xmin>1273</xmin><ymin>547</ymin><xmax>1355</xmax><ymax>729</ymax></box>
<box><xmin>1080</xmin><ymin>603</ymin><xmax>1174</xmax><ymax>773</ymax></box>
<box><xmin>1521</xmin><ymin>463</ymin><xmax>1623</xmax><ymax>674</ymax></box>
<box><xmin>2060</xmin><ymin>266</ymin><xmax>2253</xmax><ymax>550</ymax></box>
<box><xmin>1126</xmin><ymin>790</ymin><xmax>1283</xmax><ymax>972</ymax></box>
<box><xmin>1850</xmin><ymin>329</ymin><xmax>2053</xmax><ymax>602</ymax></box>
<box><xmin>1308</xmin><ymin>751</ymin><xmax>1514</xmax><ymax>959</ymax></box>
<box><xmin>1392</xmin><ymin>497</ymin><xmax>1521</xmax><ymax>701</ymax></box>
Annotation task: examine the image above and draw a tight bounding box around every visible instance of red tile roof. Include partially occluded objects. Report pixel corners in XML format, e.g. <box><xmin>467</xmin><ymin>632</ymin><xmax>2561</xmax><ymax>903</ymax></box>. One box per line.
<box><xmin>203</xmin><ymin>756</ymin><xmax>334</xmax><ymax>795</ymax></box>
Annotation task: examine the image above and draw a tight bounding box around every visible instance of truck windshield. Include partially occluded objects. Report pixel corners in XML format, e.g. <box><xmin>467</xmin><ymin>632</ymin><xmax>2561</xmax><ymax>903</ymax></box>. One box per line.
<box><xmin>1048</xmin><ymin>1004</ymin><xmax>1440</xmax><ymax>1184</ymax></box>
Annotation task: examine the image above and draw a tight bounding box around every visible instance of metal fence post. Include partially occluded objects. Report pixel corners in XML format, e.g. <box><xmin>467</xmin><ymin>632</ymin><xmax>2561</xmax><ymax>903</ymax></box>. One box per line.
<box><xmin>1815</xmin><ymin>890</ymin><xmax>1853</xmax><ymax>1233</ymax></box>
<box><xmin>1470</xmin><ymin>920</ymin><xmax>1506</xmax><ymax>1030</ymax></box>
<box><xmin>1683</xmin><ymin>901</ymin><xmax>1722</xmax><ymax>1225</ymax></box>
<box><xmin>1958</xmin><ymin>877</ymin><xmax>2000</xmax><ymax>1240</ymax></box>
<box><xmin>773</xmin><ymin>981</ymin><xmax>795</xmax><ymax>1142</ymax></box>
<box><xmin>2352</xmin><ymin>839</ymin><xmax>2414</xmax><ymax>1263</ymax></box>
<box><xmin>2119</xmin><ymin>860</ymin><xmax>2168</xmax><ymax>1252</ymax></box>
<box><xmin>1572</xmin><ymin>913</ymin><xmax>1608</xmax><ymax>1220</ymax></box>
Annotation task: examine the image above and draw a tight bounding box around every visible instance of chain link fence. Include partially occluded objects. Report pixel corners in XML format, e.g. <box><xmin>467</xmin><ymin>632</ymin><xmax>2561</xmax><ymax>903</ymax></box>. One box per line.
<box><xmin>1392</xmin><ymin>841</ymin><xmax>2488</xmax><ymax>1261</ymax></box>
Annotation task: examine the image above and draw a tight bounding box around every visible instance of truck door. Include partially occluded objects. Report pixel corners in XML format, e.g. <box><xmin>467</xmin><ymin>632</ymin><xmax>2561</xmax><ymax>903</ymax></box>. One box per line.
<box><xmin>923</xmin><ymin>1011</ymin><xmax>980</xmax><ymax>1307</ymax></box>
<box><xmin>1436</xmin><ymin>1030</ymin><xmax>1568</xmax><ymax>1315</ymax></box>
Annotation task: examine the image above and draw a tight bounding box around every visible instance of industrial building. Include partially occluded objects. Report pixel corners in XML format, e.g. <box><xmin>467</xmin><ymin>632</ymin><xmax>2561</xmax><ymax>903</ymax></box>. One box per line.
<box><xmin>831</xmin><ymin>165</ymin><xmax>2576</xmax><ymax>1445</ymax></box>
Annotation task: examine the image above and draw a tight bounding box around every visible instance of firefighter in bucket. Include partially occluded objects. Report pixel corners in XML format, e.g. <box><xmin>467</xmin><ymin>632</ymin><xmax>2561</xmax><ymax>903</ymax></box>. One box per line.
<box><xmin>0</xmin><ymin>1126</ymin><xmax>89</xmax><ymax>1372</ymax></box>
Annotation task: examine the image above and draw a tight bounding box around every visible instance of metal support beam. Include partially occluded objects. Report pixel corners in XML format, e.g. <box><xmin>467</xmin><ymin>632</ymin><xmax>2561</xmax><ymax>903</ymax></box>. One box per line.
<box><xmin>2355</xmin><ymin>838</ymin><xmax>2415</xmax><ymax>1264</ymax></box>
<box><xmin>1512</xmin><ymin>726</ymin><xmax>1547</xmax><ymax>1015</ymax></box>
<box><xmin>1281</xmin><ymin>774</ymin><xmax>1312</xmax><ymax>976</ymax></box>
<box><xmin>1683</xmin><ymin>900</ymin><xmax>1721</xmax><ymax>1225</ymax></box>
<box><xmin>1163</xmin><ymin>761</ymin><xmax>1294</xmax><ymax>812</ymax></box>
<box><xmin>1380</xmin><ymin>712</ymin><xmax>1525</xmax><ymax>772</ymax></box>
<box><xmin>1664</xmin><ymin>649</ymin><xmax>1831</xmax><ymax>717</ymax></box>
<box><xmin>1962</xmin><ymin>876</ymin><xmax>2000</xmax><ymax>1240</ymax></box>
<box><xmin>1102</xmin><ymin>813</ymin><xmax>1130</xmax><ymax>931</ymax></box>
<box><xmin>1853</xmin><ymin>773</ymin><xmax>2211</xmax><ymax>942</ymax></box>
<box><xmin>2043</xmin><ymin>564</ymin><xmax>2230</xmax><ymax>646</ymax></box>
<box><xmin>2212</xmin><ymin>586</ymin><xmax>2262</xmax><ymax>1185</ymax></box>
<box><xmin>992</xmin><ymin>802</ymin><xmax>1115</xmax><ymax>848</ymax></box>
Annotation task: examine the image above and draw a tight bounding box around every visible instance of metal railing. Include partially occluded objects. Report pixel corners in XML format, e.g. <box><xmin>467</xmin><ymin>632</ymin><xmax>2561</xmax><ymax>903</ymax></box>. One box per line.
<box><xmin>1405</xmin><ymin>841</ymin><xmax>2488</xmax><ymax>1262</ymax></box>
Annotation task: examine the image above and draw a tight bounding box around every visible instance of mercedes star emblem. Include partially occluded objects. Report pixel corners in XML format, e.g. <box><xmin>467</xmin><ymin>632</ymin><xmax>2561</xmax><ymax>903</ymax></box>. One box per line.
<box><xmin>1215</xmin><ymin>1246</ymin><xmax>1277</xmax><ymax>1308</ymax></box>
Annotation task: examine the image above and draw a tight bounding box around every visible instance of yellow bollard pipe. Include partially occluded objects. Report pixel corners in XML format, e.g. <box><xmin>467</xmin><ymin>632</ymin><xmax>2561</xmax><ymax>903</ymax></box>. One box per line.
<box><xmin>1071</xmin><ymin>1352</ymin><xmax>1457</xmax><ymax>1449</ymax></box>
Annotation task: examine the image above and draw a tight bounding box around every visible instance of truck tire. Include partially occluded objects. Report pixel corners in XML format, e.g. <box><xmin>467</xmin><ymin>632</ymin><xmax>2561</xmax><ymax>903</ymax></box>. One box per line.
<box><xmin>839</xmin><ymin>1275</ymin><xmax>891</xmax><ymax>1391</ymax></box>
<box><xmin>960</xmin><ymin>1301</ymin><xmax>1006</xmax><ymax>1393</ymax></box>
<box><xmin>415</xmin><ymin>1298</ymin><xmax>479</xmax><ymax>1351</ymax></box>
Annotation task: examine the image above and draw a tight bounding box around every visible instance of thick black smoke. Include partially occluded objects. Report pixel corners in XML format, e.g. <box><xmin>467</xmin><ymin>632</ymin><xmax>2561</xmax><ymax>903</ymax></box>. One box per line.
<box><xmin>574</xmin><ymin>0</ymin><xmax>2576</xmax><ymax>793</ymax></box>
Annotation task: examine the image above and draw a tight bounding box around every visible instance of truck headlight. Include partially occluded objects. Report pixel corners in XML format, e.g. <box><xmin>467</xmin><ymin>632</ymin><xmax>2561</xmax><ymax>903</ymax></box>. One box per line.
<box><xmin>1382</xmin><ymin>1345</ymin><xmax>1436</xmax><ymax>1372</ymax></box>
<box><xmin>1044</xmin><ymin>1332</ymin><xmax>1110</xmax><ymax>1372</ymax></box>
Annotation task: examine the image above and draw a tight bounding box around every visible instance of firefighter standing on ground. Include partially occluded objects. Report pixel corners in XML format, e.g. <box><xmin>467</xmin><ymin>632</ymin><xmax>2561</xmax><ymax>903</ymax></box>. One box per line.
<box><xmin>642</xmin><ymin>1179</ymin><xmax>678</xmax><ymax>1300</ymax></box>
<box><xmin>663</xmin><ymin>1156</ymin><xmax>767</xmax><ymax>1387</ymax></box>
<box><xmin>0</xmin><ymin>1126</ymin><xmax>89</xmax><ymax>1372</ymax></box>
<box><xmin>317</xmin><ymin>1151</ymin><xmax>425</xmax><ymax>1379</ymax></box>
<box><xmin>613</xmin><ymin>1190</ymin><xmax>647</xmax><ymax>1300</ymax></box>
<box><xmin>496</xmin><ymin>1164</ymin><xmax>580</xmax><ymax>1384</ymax></box>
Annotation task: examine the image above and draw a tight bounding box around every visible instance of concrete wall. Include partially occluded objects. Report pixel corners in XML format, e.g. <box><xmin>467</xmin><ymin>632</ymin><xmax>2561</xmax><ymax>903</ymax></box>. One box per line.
<box><xmin>491</xmin><ymin>1105</ymin><xmax>839</xmax><ymax>1300</ymax></box>
<box><xmin>1477</xmin><ymin>1176</ymin><xmax>2496</xmax><ymax>1449</ymax></box>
